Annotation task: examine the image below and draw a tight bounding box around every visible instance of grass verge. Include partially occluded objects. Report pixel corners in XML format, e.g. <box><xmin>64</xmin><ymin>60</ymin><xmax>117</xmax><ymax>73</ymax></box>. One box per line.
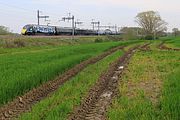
<box><xmin>108</xmin><ymin>48</ymin><xmax>180</xmax><ymax>120</ymax></box>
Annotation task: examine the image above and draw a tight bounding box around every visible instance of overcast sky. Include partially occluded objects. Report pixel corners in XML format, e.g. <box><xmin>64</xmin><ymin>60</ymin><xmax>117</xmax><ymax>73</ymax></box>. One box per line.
<box><xmin>0</xmin><ymin>0</ymin><xmax>179</xmax><ymax>33</ymax></box>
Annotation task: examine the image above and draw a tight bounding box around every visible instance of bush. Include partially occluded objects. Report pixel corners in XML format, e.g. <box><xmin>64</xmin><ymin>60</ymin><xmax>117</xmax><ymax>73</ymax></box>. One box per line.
<box><xmin>145</xmin><ymin>35</ymin><xmax>154</xmax><ymax>40</ymax></box>
<box><xmin>0</xmin><ymin>26</ymin><xmax>12</xmax><ymax>35</ymax></box>
<box><xmin>3</xmin><ymin>39</ymin><xmax>26</xmax><ymax>48</ymax></box>
<box><xmin>14</xmin><ymin>40</ymin><xmax>26</xmax><ymax>47</ymax></box>
<box><xmin>94</xmin><ymin>38</ymin><xmax>103</xmax><ymax>43</ymax></box>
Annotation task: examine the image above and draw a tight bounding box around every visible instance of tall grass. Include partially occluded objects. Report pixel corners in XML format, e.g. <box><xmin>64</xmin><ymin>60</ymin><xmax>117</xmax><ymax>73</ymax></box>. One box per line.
<box><xmin>160</xmin><ymin>68</ymin><xmax>180</xmax><ymax>119</ymax></box>
<box><xmin>0</xmin><ymin>42</ymin><xmax>126</xmax><ymax>106</ymax></box>
<box><xmin>19</xmin><ymin>50</ymin><xmax>124</xmax><ymax>120</ymax></box>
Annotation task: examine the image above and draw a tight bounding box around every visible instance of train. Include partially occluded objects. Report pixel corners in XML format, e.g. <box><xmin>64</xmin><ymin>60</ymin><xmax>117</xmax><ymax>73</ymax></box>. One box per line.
<box><xmin>21</xmin><ymin>24</ymin><xmax>119</xmax><ymax>36</ymax></box>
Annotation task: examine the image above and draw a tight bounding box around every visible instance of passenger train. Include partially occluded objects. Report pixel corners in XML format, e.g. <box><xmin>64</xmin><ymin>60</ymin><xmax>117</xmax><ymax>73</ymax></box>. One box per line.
<box><xmin>21</xmin><ymin>24</ymin><xmax>99</xmax><ymax>35</ymax></box>
<box><xmin>21</xmin><ymin>24</ymin><xmax>119</xmax><ymax>36</ymax></box>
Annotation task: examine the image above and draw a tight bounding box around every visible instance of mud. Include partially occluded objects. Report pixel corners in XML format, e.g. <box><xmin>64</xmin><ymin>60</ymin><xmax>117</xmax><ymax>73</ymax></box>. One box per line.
<box><xmin>68</xmin><ymin>46</ymin><xmax>139</xmax><ymax>120</ymax></box>
<box><xmin>139</xmin><ymin>42</ymin><xmax>151</xmax><ymax>51</ymax></box>
<box><xmin>158</xmin><ymin>41</ymin><xmax>180</xmax><ymax>51</ymax></box>
<box><xmin>0</xmin><ymin>46</ymin><xmax>124</xmax><ymax>120</ymax></box>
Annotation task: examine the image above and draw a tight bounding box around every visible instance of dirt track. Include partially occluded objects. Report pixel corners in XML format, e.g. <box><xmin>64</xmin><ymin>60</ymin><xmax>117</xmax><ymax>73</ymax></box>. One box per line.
<box><xmin>139</xmin><ymin>42</ymin><xmax>151</xmax><ymax>51</ymax></box>
<box><xmin>158</xmin><ymin>41</ymin><xmax>180</xmax><ymax>51</ymax></box>
<box><xmin>0</xmin><ymin>45</ymin><xmax>124</xmax><ymax>120</ymax></box>
<box><xmin>68</xmin><ymin>46</ymin><xmax>139</xmax><ymax>120</ymax></box>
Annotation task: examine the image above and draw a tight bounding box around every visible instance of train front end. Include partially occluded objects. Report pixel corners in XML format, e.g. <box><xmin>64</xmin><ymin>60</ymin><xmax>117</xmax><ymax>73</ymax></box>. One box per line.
<box><xmin>21</xmin><ymin>29</ymin><xmax>27</xmax><ymax>35</ymax></box>
<box><xmin>21</xmin><ymin>26</ymin><xmax>27</xmax><ymax>35</ymax></box>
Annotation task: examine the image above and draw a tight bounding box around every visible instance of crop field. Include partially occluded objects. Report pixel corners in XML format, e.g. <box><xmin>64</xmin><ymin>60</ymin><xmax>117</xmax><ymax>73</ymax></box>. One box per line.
<box><xmin>0</xmin><ymin>36</ymin><xmax>179</xmax><ymax>120</ymax></box>
<box><xmin>19</xmin><ymin>50</ymin><xmax>124</xmax><ymax>120</ymax></box>
<box><xmin>0</xmin><ymin>39</ymin><xmax>141</xmax><ymax>106</ymax></box>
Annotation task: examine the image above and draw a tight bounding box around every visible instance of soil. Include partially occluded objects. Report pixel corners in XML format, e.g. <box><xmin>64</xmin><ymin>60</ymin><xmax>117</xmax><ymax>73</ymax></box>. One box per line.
<box><xmin>68</xmin><ymin>46</ymin><xmax>140</xmax><ymax>120</ymax></box>
<box><xmin>139</xmin><ymin>42</ymin><xmax>151</xmax><ymax>51</ymax></box>
<box><xmin>0</xmin><ymin>45</ymin><xmax>124</xmax><ymax>120</ymax></box>
<box><xmin>158</xmin><ymin>42</ymin><xmax>180</xmax><ymax>51</ymax></box>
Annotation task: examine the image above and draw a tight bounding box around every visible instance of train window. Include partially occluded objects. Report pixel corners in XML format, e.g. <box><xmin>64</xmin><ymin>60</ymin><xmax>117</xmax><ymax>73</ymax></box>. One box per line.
<box><xmin>39</xmin><ymin>27</ymin><xmax>43</xmax><ymax>32</ymax></box>
<box><xmin>23</xmin><ymin>25</ymin><xmax>30</xmax><ymax>29</ymax></box>
<box><xmin>29</xmin><ymin>27</ymin><xmax>33</xmax><ymax>31</ymax></box>
<box><xmin>44</xmin><ymin>28</ymin><xmax>48</xmax><ymax>32</ymax></box>
<box><xmin>48</xmin><ymin>28</ymin><xmax>52</xmax><ymax>32</ymax></box>
<box><xmin>33</xmin><ymin>26</ymin><xmax>37</xmax><ymax>32</ymax></box>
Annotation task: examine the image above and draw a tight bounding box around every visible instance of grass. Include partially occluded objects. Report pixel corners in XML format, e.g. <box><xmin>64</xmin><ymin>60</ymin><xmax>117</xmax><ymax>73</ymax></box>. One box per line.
<box><xmin>160</xmin><ymin>65</ymin><xmax>180</xmax><ymax>119</ymax></box>
<box><xmin>0</xmin><ymin>35</ymin><xmax>94</xmax><ymax>48</ymax></box>
<box><xmin>19</xmin><ymin>50</ymin><xmax>124</xmax><ymax>120</ymax></box>
<box><xmin>0</xmin><ymin>40</ymin><xmax>141</xmax><ymax>107</ymax></box>
<box><xmin>161</xmin><ymin>36</ymin><xmax>180</xmax><ymax>48</ymax></box>
<box><xmin>0</xmin><ymin>35</ymin><xmax>125</xmax><ymax>48</ymax></box>
<box><xmin>108</xmin><ymin>45</ymin><xmax>180</xmax><ymax>120</ymax></box>
<box><xmin>0</xmin><ymin>42</ymin><xmax>116</xmax><ymax>106</ymax></box>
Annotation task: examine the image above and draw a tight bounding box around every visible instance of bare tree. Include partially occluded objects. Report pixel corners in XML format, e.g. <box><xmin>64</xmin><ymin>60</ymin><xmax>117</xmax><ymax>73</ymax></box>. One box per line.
<box><xmin>135</xmin><ymin>11</ymin><xmax>167</xmax><ymax>40</ymax></box>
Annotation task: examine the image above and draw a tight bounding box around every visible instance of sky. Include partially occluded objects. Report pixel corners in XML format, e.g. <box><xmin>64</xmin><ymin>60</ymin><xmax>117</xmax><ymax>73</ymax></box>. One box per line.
<box><xmin>0</xmin><ymin>0</ymin><xmax>179</xmax><ymax>33</ymax></box>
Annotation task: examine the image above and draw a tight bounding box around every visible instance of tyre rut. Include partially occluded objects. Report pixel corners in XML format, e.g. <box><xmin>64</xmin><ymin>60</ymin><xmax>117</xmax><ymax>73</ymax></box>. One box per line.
<box><xmin>158</xmin><ymin>41</ymin><xmax>180</xmax><ymax>51</ymax></box>
<box><xmin>68</xmin><ymin>45</ymin><xmax>140</xmax><ymax>120</ymax></box>
<box><xmin>0</xmin><ymin>46</ymin><xmax>124</xmax><ymax>120</ymax></box>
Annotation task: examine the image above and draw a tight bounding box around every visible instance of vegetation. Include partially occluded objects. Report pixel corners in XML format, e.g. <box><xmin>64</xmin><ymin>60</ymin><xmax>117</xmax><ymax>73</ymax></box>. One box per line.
<box><xmin>162</xmin><ymin>36</ymin><xmax>180</xmax><ymax>48</ymax></box>
<box><xmin>108</xmin><ymin>42</ymin><xmax>180</xmax><ymax>120</ymax></box>
<box><xmin>19</xmin><ymin>50</ymin><xmax>124</xmax><ymax>120</ymax></box>
<box><xmin>120</xmin><ymin>27</ymin><xmax>142</xmax><ymax>40</ymax></box>
<box><xmin>0</xmin><ymin>35</ymin><xmax>125</xmax><ymax>48</ymax></box>
<box><xmin>0</xmin><ymin>40</ymin><xmax>141</xmax><ymax>106</ymax></box>
<box><xmin>0</xmin><ymin>35</ymin><xmax>179</xmax><ymax>120</ymax></box>
<box><xmin>0</xmin><ymin>26</ymin><xmax>12</xmax><ymax>35</ymax></box>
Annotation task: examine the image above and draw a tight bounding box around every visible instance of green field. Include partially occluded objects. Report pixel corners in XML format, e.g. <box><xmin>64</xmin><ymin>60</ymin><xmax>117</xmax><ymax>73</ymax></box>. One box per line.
<box><xmin>0</xmin><ymin>38</ymin><xmax>141</xmax><ymax>106</ymax></box>
<box><xmin>19</xmin><ymin>50</ymin><xmax>124</xmax><ymax>120</ymax></box>
<box><xmin>0</xmin><ymin>36</ymin><xmax>179</xmax><ymax>120</ymax></box>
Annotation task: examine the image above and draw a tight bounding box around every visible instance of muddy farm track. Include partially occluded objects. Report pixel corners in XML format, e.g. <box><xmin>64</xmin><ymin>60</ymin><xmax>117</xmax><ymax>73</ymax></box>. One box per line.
<box><xmin>158</xmin><ymin>41</ymin><xmax>180</xmax><ymax>51</ymax></box>
<box><xmin>0</xmin><ymin>46</ymin><xmax>125</xmax><ymax>120</ymax></box>
<box><xmin>68</xmin><ymin>46</ymin><xmax>140</xmax><ymax>120</ymax></box>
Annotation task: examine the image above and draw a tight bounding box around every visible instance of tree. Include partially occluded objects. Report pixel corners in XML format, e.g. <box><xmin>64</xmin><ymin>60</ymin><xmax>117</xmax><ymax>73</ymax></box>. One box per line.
<box><xmin>0</xmin><ymin>26</ymin><xmax>11</xmax><ymax>35</ymax></box>
<box><xmin>172</xmin><ymin>28</ymin><xmax>179</xmax><ymax>37</ymax></box>
<box><xmin>135</xmin><ymin>11</ymin><xmax>167</xmax><ymax>40</ymax></box>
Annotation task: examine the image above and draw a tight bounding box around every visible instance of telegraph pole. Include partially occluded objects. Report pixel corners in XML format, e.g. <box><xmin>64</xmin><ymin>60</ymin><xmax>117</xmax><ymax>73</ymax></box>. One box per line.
<box><xmin>97</xmin><ymin>21</ymin><xmax>100</xmax><ymax>35</ymax></box>
<box><xmin>91</xmin><ymin>19</ymin><xmax>95</xmax><ymax>30</ymax></box>
<box><xmin>91</xmin><ymin>20</ymin><xmax>100</xmax><ymax>35</ymax></box>
<box><xmin>72</xmin><ymin>15</ymin><xmax>75</xmax><ymax>37</ymax></box>
<box><xmin>75</xmin><ymin>19</ymin><xmax>83</xmax><ymax>28</ymax></box>
<box><xmin>37</xmin><ymin>10</ymin><xmax>49</xmax><ymax>25</ymax></box>
<box><xmin>115</xmin><ymin>24</ymin><xmax>117</xmax><ymax>34</ymax></box>
<box><xmin>37</xmin><ymin>10</ymin><xmax>40</xmax><ymax>25</ymax></box>
<box><xmin>62</xmin><ymin>14</ymin><xmax>75</xmax><ymax>39</ymax></box>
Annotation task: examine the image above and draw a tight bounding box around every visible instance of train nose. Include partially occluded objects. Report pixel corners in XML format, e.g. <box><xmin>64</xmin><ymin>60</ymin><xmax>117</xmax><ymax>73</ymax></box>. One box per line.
<box><xmin>21</xmin><ymin>29</ymin><xmax>27</xmax><ymax>35</ymax></box>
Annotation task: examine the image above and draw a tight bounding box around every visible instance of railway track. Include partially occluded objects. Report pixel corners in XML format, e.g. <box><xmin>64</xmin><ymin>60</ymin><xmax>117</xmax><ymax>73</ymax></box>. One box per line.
<box><xmin>0</xmin><ymin>45</ymin><xmax>124</xmax><ymax>120</ymax></box>
<box><xmin>68</xmin><ymin>45</ymin><xmax>140</xmax><ymax>120</ymax></box>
